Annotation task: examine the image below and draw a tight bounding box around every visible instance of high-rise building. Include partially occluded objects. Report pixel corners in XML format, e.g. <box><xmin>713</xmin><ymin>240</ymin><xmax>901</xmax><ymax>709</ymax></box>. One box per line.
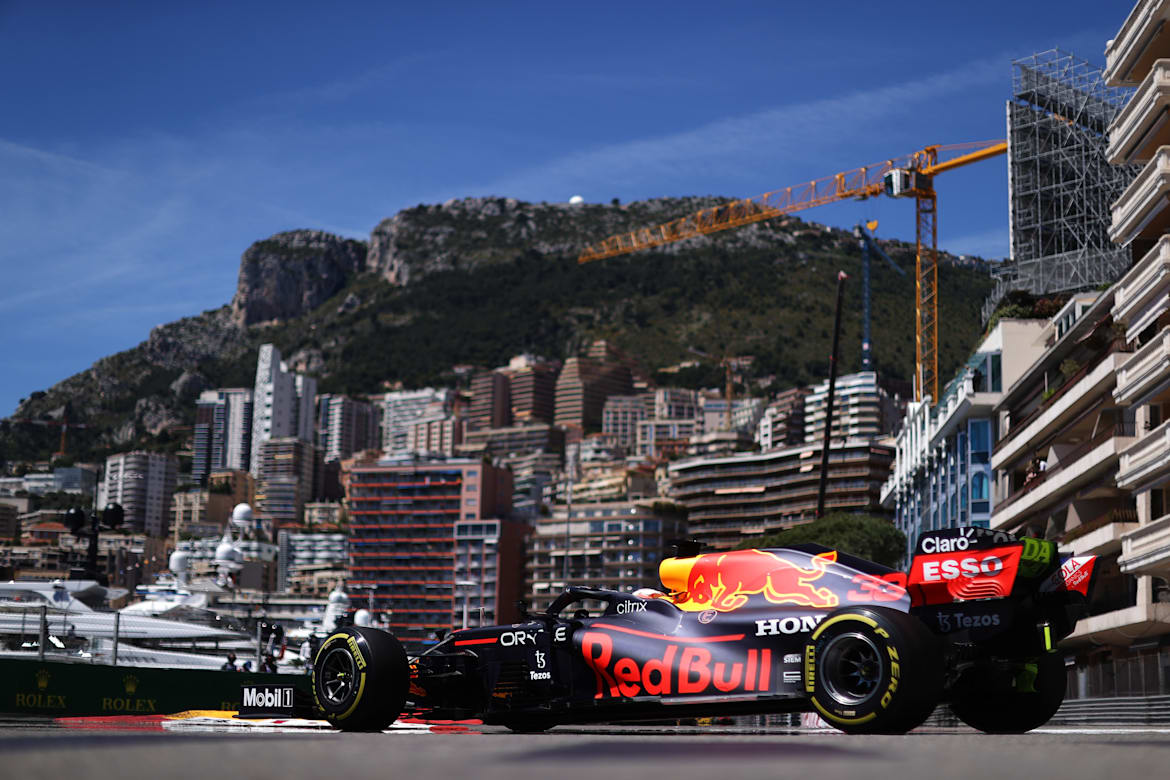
<box><xmin>470</xmin><ymin>371</ymin><xmax>511</xmax><ymax>430</ymax></box>
<box><xmin>757</xmin><ymin>387</ymin><xmax>810</xmax><ymax>451</ymax></box>
<box><xmin>381</xmin><ymin>388</ymin><xmax>456</xmax><ymax>454</ymax></box>
<box><xmin>193</xmin><ymin>388</ymin><xmax>253</xmax><ymax>485</ymax></box>
<box><xmin>102</xmin><ymin>451</ymin><xmax>178</xmax><ymax>537</ymax></box>
<box><xmin>880</xmin><ymin>318</ymin><xmax>1048</xmax><ymax>561</ymax></box>
<box><xmin>406</xmin><ymin>414</ymin><xmax>463</xmax><ymax>456</ymax></box>
<box><xmin>344</xmin><ymin>457</ymin><xmax>516</xmax><ymax>649</ymax></box>
<box><xmin>506</xmin><ymin>357</ymin><xmax>558</xmax><ymax>424</ymax></box>
<box><xmin>803</xmin><ymin>372</ymin><xmax>900</xmax><ymax>444</ymax></box>
<box><xmin>524</xmin><ymin>500</ymin><xmax>687</xmax><ymax>612</ymax></box>
<box><xmin>250</xmin><ymin>344</ymin><xmax>316</xmax><ymax>475</ymax></box>
<box><xmin>317</xmin><ymin>394</ymin><xmax>379</xmax><ymax>463</ymax></box>
<box><xmin>669</xmin><ymin>439</ymin><xmax>894</xmax><ymax>550</ymax></box>
<box><xmin>255</xmin><ymin>438</ymin><xmax>319</xmax><ymax>530</ymax></box>
<box><xmin>554</xmin><ymin>341</ymin><xmax>635</xmax><ymax>438</ymax></box>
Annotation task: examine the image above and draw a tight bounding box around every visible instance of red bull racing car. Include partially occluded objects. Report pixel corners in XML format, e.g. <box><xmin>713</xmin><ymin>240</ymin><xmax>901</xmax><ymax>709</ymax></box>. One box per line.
<box><xmin>312</xmin><ymin>526</ymin><xmax>1097</xmax><ymax>734</ymax></box>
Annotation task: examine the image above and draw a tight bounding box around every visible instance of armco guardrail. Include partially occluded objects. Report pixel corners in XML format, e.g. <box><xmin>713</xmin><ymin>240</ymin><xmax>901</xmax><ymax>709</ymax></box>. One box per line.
<box><xmin>922</xmin><ymin>696</ymin><xmax>1170</xmax><ymax>728</ymax></box>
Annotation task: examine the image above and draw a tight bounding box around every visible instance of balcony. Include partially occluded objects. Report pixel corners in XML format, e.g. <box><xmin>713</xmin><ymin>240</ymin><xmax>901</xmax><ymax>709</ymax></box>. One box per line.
<box><xmin>1111</xmin><ymin>237</ymin><xmax>1170</xmax><ymax>340</ymax></box>
<box><xmin>1111</xmin><ymin>146</ymin><xmax>1170</xmax><ymax>246</ymax></box>
<box><xmin>1065</xmin><ymin>602</ymin><xmax>1170</xmax><ymax>647</ymax></box>
<box><xmin>992</xmin><ymin>424</ymin><xmax>1137</xmax><ymax>532</ymax></box>
<box><xmin>1116</xmin><ymin>328</ymin><xmax>1170</xmax><ymax>408</ymax></box>
<box><xmin>1060</xmin><ymin>515</ymin><xmax>1140</xmax><ymax>557</ymax></box>
<box><xmin>1109</xmin><ymin>60</ymin><xmax>1170</xmax><ymax>165</ymax></box>
<box><xmin>994</xmin><ymin>351</ymin><xmax>1131</xmax><ymax>470</ymax></box>
<box><xmin>1120</xmin><ymin>515</ymin><xmax>1170</xmax><ymax>575</ymax></box>
<box><xmin>1106</xmin><ymin>0</ymin><xmax>1170</xmax><ymax>86</ymax></box>
<box><xmin>1118</xmin><ymin>419</ymin><xmax>1170</xmax><ymax>491</ymax></box>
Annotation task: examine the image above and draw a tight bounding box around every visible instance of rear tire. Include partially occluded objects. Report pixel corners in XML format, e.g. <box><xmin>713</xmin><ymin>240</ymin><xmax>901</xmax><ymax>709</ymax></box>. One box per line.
<box><xmin>805</xmin><ymin>606</ymin><xmax>942</xmax><ymax>734</ymax></box>
<box><xmin>313</xmin><ymin>627</ymin><xmax>408</xmax><ymax>732</ymax></box>
<box><xmin>950</xmin><ymin>653</ymin><xmax>1065</xmax><ymax>733</ymax></box>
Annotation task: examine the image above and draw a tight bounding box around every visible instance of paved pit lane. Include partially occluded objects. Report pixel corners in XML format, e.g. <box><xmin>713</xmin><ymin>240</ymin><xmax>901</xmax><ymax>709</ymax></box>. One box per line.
<box><xmin>1</xmin><ymin>720</ymin><xmax>1168</xmax><ymax>780</ymax></box>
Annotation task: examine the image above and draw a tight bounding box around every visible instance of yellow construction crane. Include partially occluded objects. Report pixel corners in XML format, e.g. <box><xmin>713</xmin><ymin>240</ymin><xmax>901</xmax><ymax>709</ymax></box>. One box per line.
<box><xmin>578</xmin><ymin>140</ymin><xmax>1007</xmax><ymax>402</ymax></box>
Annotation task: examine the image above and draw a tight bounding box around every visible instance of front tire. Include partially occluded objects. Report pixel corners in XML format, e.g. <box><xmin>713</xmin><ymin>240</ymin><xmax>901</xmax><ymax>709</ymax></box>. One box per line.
<box><xmin>804</xmin><ymin>606</ymin><xmax>942</xmax><ymax>734</ymax></box>
<box><xmin>950</xmin><ymin>653</ymin><xmax>1065</xmax><ymax>733</ymax></box>
<box><xmin>313</xmin><ymin>627</ymin><xmax>408</xmax><ymax>732</ymax></box>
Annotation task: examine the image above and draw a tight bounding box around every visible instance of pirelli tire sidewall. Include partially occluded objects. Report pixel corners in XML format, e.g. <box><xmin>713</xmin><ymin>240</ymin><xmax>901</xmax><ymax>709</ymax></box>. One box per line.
<box><xmin>804</xmin><ymin>606</ymin><xmax>940</xmax><ymax>734</ymax></box>
<box><xmin>312</xmin><ymin>626</ymin><xmax>407</xmax><ymax>731</ymax></box>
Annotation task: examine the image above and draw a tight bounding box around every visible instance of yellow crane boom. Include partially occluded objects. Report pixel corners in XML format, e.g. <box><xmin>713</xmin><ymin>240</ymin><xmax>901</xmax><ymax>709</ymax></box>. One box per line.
<box><xmin>577</xmin><ymin>139</ymin><xmax>1007</xmax><ymax>402</ymax></box>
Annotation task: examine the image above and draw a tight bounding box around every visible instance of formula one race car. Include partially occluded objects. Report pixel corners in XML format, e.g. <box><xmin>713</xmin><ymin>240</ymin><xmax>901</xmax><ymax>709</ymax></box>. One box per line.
<box><xmin>311</xmin><ymin>526</ymin><xmax>1097</xmax><ymax>734</ymax></box>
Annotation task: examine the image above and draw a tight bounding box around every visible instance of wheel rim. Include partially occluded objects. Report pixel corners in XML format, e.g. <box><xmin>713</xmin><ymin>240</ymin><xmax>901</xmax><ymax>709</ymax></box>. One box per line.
<box><xmin>821</xmin><ymin>631</ymin><xmax>884</xmax><ymax>706</ymax></box>
<box><xmin>319</xmin><ymin>645</ymin><xmax>358</xmax><ymax>706</ymax></box>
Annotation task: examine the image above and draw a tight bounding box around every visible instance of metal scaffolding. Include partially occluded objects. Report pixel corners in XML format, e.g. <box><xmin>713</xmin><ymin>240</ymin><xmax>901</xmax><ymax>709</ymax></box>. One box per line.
<box><xmin>981</xmin><ymin>50</ymin><xmax>1140</xmax><ymax>323</ymax></box>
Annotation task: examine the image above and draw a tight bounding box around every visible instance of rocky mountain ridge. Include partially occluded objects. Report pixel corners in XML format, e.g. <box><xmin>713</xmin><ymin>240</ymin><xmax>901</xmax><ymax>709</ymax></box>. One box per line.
<box><xmin>4</xmin><ymin>195</ymin><xmax>996</xmax><ymax>465</ymax></box>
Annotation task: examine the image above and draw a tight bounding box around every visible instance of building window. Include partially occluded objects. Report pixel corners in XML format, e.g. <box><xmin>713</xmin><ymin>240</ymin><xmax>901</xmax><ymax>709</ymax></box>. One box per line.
<box><xmin>969</xmin><ymin>420</ymin><xmax>990</xmax><ymax>464</ymax></box>
<box><xmin>972</xmin><ymin>472</ymin><xmax>989</xmax><ymax>501</ymax></box>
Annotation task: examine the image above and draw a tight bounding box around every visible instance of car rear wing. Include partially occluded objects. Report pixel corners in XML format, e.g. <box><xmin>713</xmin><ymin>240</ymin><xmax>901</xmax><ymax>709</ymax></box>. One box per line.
<box><xmin>908</xmin><ymin>527</ymin><xmax>1098</xmax><ymax>609</ymax></box>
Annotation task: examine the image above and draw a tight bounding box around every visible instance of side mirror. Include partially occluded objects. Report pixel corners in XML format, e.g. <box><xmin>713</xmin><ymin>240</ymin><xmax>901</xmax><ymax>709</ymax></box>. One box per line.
<box><xmin>515</xmin><ymin>600</ymin><xmax>530</xmax><ymax>620</ymax></box>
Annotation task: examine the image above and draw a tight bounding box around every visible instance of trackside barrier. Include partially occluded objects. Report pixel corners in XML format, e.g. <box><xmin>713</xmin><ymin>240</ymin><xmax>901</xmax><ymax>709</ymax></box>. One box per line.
<box><xmin>922</xmin><ymin>697</ymin><xmax>1170</xmax><ymax>728</ymax></box>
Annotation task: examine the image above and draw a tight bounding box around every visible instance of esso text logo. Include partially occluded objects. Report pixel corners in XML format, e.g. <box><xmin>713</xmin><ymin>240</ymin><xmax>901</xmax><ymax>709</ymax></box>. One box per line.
<box><xmin>919</xmin><ymin>555</ymin><xmax>1003</xmax><ymax>582</ymax></box>
<box><xmin>920</xmin><ymin>535</ymin><xmax>969</xmax><ymax>554</ymax></box>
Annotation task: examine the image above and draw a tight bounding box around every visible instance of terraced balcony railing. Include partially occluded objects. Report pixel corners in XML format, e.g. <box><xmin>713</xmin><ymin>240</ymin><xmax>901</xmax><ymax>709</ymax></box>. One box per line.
<box><xmin>995</xmin><ymin>341</ymin><xmax>1132</xmax><ymax>455</ymax></box>
<box><xmin>995</xmin><ymin>422</ymin><xmax>1136</xmax><ymax>514</ymax></box>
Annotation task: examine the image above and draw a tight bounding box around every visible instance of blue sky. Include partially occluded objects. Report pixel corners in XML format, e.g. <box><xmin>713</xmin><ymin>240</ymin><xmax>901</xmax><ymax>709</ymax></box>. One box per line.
<box><xmin>0</xmin><ymin>1</ymin><xmax>1130</xmax><ymax>416</ymax></box>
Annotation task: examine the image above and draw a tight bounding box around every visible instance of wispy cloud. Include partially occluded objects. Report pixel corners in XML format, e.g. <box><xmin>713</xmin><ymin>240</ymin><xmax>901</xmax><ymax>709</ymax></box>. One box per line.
<box><xmin>467</xmin><ymin>51</ymin><xmax>1013</xmax><ymax>199</ymax></box>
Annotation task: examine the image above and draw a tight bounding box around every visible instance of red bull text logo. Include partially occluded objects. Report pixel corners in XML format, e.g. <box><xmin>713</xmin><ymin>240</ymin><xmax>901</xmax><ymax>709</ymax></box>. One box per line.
<box><xmin>665</xmin><ymin>549</ymin><xmax>839</xmax><ymax>612</ymax></box>
<box><xmin>581</xmin><ymin>630</ymin><xmax>772</xmax><ymax>699</ymax></box>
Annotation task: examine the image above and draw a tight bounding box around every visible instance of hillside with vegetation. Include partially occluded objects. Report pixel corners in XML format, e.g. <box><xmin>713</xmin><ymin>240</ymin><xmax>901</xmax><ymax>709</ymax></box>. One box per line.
<box><xmin>1</xmin><ymin>196</ymin><xmax>996</xmax><ymax>466</ymax></box>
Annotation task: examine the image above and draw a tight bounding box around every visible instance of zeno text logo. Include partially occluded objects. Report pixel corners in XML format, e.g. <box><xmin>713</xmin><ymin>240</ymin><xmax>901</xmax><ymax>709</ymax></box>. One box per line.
<box><xmin>919</xmin><ymin>554</ymin><xmax>1004</xmax><ymax>582</ymax></box>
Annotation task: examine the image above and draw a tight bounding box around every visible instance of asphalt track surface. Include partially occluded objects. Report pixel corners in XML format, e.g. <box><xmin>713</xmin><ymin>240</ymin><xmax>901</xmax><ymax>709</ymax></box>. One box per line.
<box><xmin>2</xmin><ymin>721</ymin><xmax>1170</xmax><ymax>780</ymax></box>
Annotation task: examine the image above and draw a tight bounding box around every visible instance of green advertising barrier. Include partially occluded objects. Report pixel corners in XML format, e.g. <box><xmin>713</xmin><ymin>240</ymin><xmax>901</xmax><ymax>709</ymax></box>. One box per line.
<box><xmin>0</xmin><ymin>656</ymin><xmax>313</xmax><ymax>717</ymax></box>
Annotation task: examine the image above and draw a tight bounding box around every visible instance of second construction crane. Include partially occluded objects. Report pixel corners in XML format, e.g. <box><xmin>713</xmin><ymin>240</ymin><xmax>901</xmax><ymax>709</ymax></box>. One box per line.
<box><xmin>578</xmin><ymin>140</ymin><xmax>1007</xmax><ymax>402</ymax></box>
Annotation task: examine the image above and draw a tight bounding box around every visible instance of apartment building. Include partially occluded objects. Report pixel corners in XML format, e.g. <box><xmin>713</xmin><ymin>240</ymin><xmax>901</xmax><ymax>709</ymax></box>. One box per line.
<box><xmin>881</xmin><ymin>319</ymin><xmax>1048</xmax><ymax>559</ymax></box>
<box><xmin>102</xmin><ymin>451</ymin><xmax>178</xmax><ymax>537</ymax></box>
<box><xmin>458</xmin><ymin>423</ymin><xmax>565</xmax><ymax>460</ymax></box>
<box><xmin>525</xmin><ymin>500</ymin><xmax>687</xmax><ymax>612</ymax></box>
<box><xmin>554</xmin><ymin>341</ymin><xmax>635</xmax><ymax>438</ymax></box>
<box><xmin>193</xmin><ymin>388</ymin><xmax>252</xmax><ymax>485</ymax></box>
<box><xmin>757</xmin><ymin>387</ymin><xmax>810</xmax><ymax>451</ymax></box>
<box><xmin>316</xmin><ymin>394</ymin><xmax>379</xmax><ymax>463</ymax></box>
<box><xmin>669</xmin><ymin>438</ymin><xmax>894</xmax><ymax>550</ymax></box>
<box><xmin>803</xmin><ymin>371</ymin><xmax>900</xmax><ymax>444</ymax></box>
<box><xmin>250</xmin><ymin>344</ymin><xmax>316</xmax><ymax>475</ymax></box>
<box><xmin>506</xmin><ymin>356</ymin><xmax>558</xmax><ymax>425</ymax></box>
<box><xmin>1067</xmin><ymin>0</ymin><xmax>1170</xmax><ymax>698</ymax></box>
<box><xmin>381</xmin><ymin>388</ymin><xmax>456</xmax><ymax>454</ymax></box>
<box><xmin>469</xmin><ymin>371</ymin><xmax>511</xmax><ymax>430</ymax></box>
<box><xmin>602</xmin><ymin>394</ymin><xmax>651</xmax><ymax>450</ymax></box>
<box><xmin>254</xmin><ymin>437</ymin><xmax>320</xmax><ymax>530</ymax></box>
<box><xmin>344</xmin><ymin>458</ymin><xmax>516</xmax><ymax>649</ymax></box>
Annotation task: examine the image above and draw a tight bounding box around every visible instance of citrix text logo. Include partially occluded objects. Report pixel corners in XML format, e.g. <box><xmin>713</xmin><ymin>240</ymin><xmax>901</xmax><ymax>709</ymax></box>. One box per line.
<box><xmin>919</xmin><ymin>555</ymin><xmax>1004</xmax><ymax>581</ymax></box>
<box><xmin>500</xmin><ymin>630</ymin><xmax>538</xmax><ymax>646</ymax></box>
<box><xmin>616</xmin><ymin>600</ymin><xmax>647</xmax><ymax>615</ymax></box>
<box><xmin>754</xmin><ymin>614</ymin><xmax>826</xmax><ymax>636</ymax></box>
